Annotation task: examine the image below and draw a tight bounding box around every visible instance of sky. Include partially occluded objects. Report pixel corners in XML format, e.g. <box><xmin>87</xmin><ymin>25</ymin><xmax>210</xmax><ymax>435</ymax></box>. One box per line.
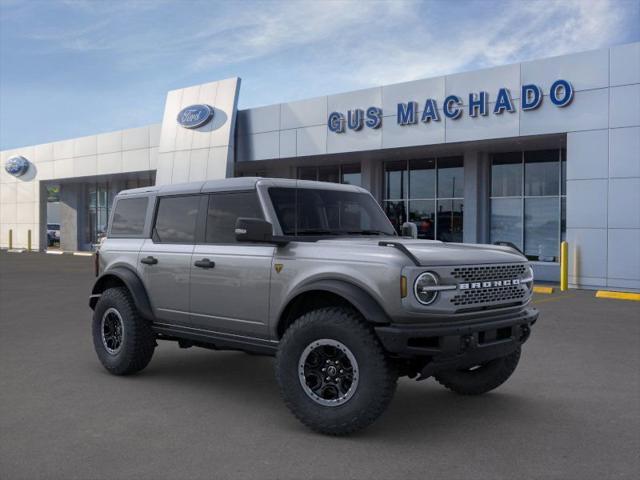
<box><xmin>1</xmin><ymin>0</ymin><xmax>639</xmax><ymax>150</ymax></box>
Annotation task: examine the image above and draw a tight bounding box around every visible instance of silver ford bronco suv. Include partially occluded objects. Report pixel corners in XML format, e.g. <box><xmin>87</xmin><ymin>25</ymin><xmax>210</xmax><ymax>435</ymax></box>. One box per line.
<box><xmin>90</xmin><ymin>177</ymin><xmax>537</xmax><ymax>435</ymax></box>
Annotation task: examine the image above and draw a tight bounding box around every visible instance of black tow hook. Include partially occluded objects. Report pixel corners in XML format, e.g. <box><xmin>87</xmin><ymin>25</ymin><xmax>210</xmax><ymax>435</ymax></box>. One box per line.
<box><xmin>462</xmin><ymin>334</ymin><xmax>477</xmax><ymax>351</ymax></box>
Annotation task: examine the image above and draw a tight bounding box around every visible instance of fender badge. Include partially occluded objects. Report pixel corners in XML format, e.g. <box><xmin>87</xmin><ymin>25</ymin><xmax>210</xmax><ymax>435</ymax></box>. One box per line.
<box><xmin>274</xmin><ymin>263</ymin><xmax>283</xmax><ymax>273</ymax></box>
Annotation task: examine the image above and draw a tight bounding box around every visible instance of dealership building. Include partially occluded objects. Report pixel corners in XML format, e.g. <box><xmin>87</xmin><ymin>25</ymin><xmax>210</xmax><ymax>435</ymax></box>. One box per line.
<box><xmin>1</xmin><ymin>42</ymin><xmax>639</xmax><ymax>291</ymax></box>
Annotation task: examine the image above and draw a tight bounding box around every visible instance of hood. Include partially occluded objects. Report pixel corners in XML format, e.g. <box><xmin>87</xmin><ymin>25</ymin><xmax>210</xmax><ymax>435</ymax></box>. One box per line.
<box><xmin>315</xmin><ymin>237</ymin><xmax>526</xmax><ymax>266</ymax></box>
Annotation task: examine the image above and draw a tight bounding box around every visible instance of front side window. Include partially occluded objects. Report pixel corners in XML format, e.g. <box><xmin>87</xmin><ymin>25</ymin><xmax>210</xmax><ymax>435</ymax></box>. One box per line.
<box><xmin>153</xmin><ymin>195</ymin><xmax>200</xmax><ymax>243</ymax></box>
<box><xmin>205</xmin><ymin>192</ymin><xmax>264</xmax><ymax>243</ymax></box>
<box><xmin>269</xmin><ymin>187</ymin><xmax>395</xmax><ymax>236</ymax></box>
<box><xmin>110</xmin><ymin>197</ymin><xmax>148</xmax><ymax>236</ymax></box>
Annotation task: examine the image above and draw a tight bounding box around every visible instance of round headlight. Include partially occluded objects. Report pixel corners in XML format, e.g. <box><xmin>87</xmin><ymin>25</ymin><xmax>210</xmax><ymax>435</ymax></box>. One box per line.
<box><xmin>414</xmin><ymin>272</ymin><xmax>439</xmax><ymax>305</ymax></box>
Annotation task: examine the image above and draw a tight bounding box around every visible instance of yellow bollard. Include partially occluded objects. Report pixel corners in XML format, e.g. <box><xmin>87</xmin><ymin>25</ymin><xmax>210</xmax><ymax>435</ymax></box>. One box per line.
<box><xmin>8</xmin><ymin>229</ymin><xmax>12</xmax><ymax>249</ymax></box>
<box><xmin>560</xmin><ymin>241</ymin><xmax>568</xmax><ymax>291</ymax></box>
<box><xmin>28</xmin><ymin>229</ymin><xmax>32</xmax><ymax>251</ymax></box>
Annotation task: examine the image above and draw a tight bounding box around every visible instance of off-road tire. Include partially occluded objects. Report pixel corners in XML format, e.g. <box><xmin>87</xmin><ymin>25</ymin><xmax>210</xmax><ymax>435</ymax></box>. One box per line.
<box><xmin>92</xmin><ymin>287</ymin><xmax>155</xmax><ymax>375</ymax></box>
<box><xmin>275</xmin><ymin>307</ymin><xmax>397</xmax><ymax>435</ymax></box>
<box><xmin>434</xmin><ymin>347</ymin><xmax>521</xmax><ymax>395</ymax></box>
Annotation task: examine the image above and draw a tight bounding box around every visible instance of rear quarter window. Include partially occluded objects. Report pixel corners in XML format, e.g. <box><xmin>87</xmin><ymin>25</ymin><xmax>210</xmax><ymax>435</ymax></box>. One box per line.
<box><xmin>110</xmin><ymin>197</ymin><xmax>148</xmax><ymax>236</ymax></box>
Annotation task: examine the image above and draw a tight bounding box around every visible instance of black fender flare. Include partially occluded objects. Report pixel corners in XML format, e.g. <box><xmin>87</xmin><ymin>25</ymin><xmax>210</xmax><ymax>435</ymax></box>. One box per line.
<box><xmin>89</xmin><ymin>266</ymin><xmax>155</xmax><ymax>321</ymax></box>
<box><xmin>280</xmin><ymin>279</ymin><xmax>391</xmax><ymax>326</ymax></box>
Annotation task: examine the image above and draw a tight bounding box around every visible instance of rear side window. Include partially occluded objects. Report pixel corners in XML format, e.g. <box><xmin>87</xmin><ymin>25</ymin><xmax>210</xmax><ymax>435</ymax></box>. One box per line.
<box><xmin>205</xmin><ymin>192</ymin><xmax>263</xmax><ymax>243</ymax></box>
<box><xmin>110</xmin><ymin>197</ymin><xmax>148</xmax><ymax>236</ymax></box>
<box><xmin>153</xmin><ymin>195</ymin><xmax>200</xmax><ymax>243</ymax></box>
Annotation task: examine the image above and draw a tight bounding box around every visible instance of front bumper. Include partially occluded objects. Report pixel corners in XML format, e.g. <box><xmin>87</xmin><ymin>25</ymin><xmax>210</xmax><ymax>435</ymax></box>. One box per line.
<box><xmin>375</xmin><ymin>307</ymin><xmax>538</xmax><ymax>378</ymax></box>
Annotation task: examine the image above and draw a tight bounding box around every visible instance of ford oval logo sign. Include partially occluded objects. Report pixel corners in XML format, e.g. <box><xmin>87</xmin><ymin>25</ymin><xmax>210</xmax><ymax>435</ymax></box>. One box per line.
<box><xmin>5</xmin><ymin>156</ymin><xmax>30</xmax><ymax>177</ymax></box>
<box><xmin>176</xmin><ymin>104</ymin><xmax>214</xmax><ymax>129</ymax></box>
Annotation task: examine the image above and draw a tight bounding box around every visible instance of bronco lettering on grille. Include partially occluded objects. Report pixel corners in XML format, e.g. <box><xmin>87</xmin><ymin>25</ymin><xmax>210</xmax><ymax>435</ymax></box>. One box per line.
<box><xmin>459</xmin><ymin>279</ymin><xmax>521</xmax><ymax>290</ymax></box>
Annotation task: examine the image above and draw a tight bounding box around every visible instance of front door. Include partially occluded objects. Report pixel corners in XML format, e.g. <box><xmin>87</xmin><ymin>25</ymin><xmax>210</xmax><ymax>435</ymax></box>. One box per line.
<box><xmin>140</xmin><ymin>194</ymin><xmax>202</xmax><ymax>325</ymax></box>
<box><xmin>189</xmin><ymin>191</ymin><xmax>274</xmax><ymax>338</ymax></box>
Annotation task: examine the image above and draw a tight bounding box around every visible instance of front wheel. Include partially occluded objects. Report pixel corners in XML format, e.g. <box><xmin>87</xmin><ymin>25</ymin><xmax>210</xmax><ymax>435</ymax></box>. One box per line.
<box><xmin>275</xmin><ymin>307</ymin><xmax>397</xmax><ymax>436</ymax></box>
<box><xmin>92</xmin><ymin>287</ymin><xmax>156</xmax><ymax>375</ymax></box>
<box><xmin>434</xmin><ymin>347</ymin><xmax>521</xmax><ymax>395</ymax></box>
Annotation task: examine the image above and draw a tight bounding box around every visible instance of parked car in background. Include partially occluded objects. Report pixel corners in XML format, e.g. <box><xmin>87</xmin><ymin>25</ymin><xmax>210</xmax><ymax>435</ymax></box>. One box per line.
<box><xmin>47</xmin><ymin>223</ymin><xmax>60</xmax><ymax>246</ymax></box>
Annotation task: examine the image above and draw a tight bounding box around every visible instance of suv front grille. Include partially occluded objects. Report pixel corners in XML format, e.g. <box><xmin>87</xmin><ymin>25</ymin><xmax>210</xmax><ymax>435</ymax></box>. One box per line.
<box><xmin>449</xmin><ymin>264</ymin><xmax>529</xmax><ymax>307</ymax></box>
<box><xmin>451</xmin><ymin>264</ymin><xmax>527</xmax><ymax>283</ymax></box>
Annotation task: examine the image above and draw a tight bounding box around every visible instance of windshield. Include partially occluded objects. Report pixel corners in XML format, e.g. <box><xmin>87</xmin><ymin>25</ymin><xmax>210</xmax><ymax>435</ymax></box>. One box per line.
<box><xmin>269</xmin><ymin>187</ymin><xmax>396</xmax><ymax>237</ymax></box>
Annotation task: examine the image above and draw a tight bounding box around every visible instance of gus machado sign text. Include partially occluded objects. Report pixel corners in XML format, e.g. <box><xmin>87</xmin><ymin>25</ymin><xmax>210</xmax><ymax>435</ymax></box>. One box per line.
<box><xmin>327</xmin><ymin>79</ymin><xmax>573</xmax><ymax>133</ymax></box>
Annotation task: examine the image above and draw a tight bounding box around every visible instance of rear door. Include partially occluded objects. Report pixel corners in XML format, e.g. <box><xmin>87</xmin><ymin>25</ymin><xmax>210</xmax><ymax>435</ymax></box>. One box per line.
<box><xmin>189</xmin><ymin>191</ymin><xmax>274</xmax><ymax>338</ymax></box>
<box><xmin>139</xmin><ymin>194</ymin><xmax>204</xmax><ymax>325</ymax></box>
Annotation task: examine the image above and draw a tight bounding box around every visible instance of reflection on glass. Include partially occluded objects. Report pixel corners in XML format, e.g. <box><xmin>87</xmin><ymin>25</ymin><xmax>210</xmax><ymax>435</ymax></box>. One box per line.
<box><xmin>297</xmin><ymin>167</ymin><xmax>316</xmax><ymax>181</ymax></box>
<box><xmin>318</xmin><ymin>165</ymin><xmax>340</xmax><ymax>183</ymax></box>
<box><xmin>384</xmin><ymin>161</ymin><xmax>407</xmax><ymax>199</ymax></box>
<box><xmin>409</xmin><ymin>200</ymin><xmax>436</xmax><ymax>239</ymax></box>
<box><xmin>525</xmin><ymin>150</ymin><xmax>559</xmax><ymax>196</ymax></box>
<box><xmin>409</xmin><ymin>159</ymin><xmax>435</xmax><ymax>199</ymax></box>
<box><xmin>491</xmin><ymin>198</ymin><xmax>523</xmax><ymax>251</ymax></box>
<box><xmin>491</xmin><ymin>152</ymin><xmax>522</xmax><ymax>197</ymax></box>
<box><xmin>437</xmin><ymin>157</ymin><xmax>464</xmax><ymax>198</ymax></box>
<box><xmin>383</xmin><ymin>200</ymin><xmax>406</xmax><ymax>234</ymax></box>
<box><xmin>561</xmin><ymin>149</ymin><xmax>566</xmax><ymax>196</ymax></box>
<box><xmin>525</xmin><ymin>197</ymin><xmax>559</xmax><ymax>261</ymax></box>
<box><xmin>341</xmin><ymin>164</ymin><xmax>362</xmax><ymax>186</ymax></box>
<box><xmin>436</xmin><ymin>199</ymin><xmax>463</xmax><ymax>242</ymax></box>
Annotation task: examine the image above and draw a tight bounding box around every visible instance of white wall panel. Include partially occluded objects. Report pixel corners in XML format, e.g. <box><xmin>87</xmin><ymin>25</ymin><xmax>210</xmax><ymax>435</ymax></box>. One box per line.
<box><xmin>279</xmin><ymin>130</ymin><xmax>296</xmax><ymax>158</ymax></box>
<box><xmin>281</xmin><ymin>97</ymin><xmax>327</xmax><ymax>129</ymax></box>
<box><xmin>608</xmin><ymin>178</ymin><xmax>640</xmax><ymax>228</ymax></box>
<box><xmin>609</xmin><ymin>127</ymin><xmax>640</xmax><ymax>178</ymax></box>
<box><xmin>73</xmin><ymin>155</ymin><xmax>97</xmax><ymax>178</ymax></box>
<box><xmin>566</xmin><ymin>130</ymin><xmax>609</xmax><ymax>180</ymax></box>
<box><xmin>97</xmin><ymin>152</ymin><xmax>122</xmax><ymax>175</ymax></box>
<box><xmin>382</xmin><ymin>117</ymin><xmax>445</xmax><ymax>149</ymax></box>
<box><xmin>74</xmin><ymin>135</ymin><xmax>97</xmax><ymax>157</ymax></box>
<box><xmin>446</xmin><ymin>64</ymin><xmax>521</xmax><ymax>101</ymax></box>
<box><xmin>608</xmin><ymin>229</ymin><xmax>640</xmax><ymax>280</ymax></box>
<box><xmin>382</xmin><ymin>77</ymin><xmax>445</xmax><ymax>113</ymax></box>
<box><xmin>446</xmin><ymin>104</ymin><xmax>519</xmax><ymax>142</ymax></box>
<box><xmin>520</xmin><ymin>88</ymin><xmax>609</xmax><ymax>136</ymax></box>
<box><xmin>97</xmin><ymin>131</ymin><xmax>122</xmax><ymax>155</ymax></box>
<box><xmin>53</xmin><ymin>158</ymin><xmax>74</xmax><ymax>178</ymax></box>
<box><xmin>123</xmin><ymin>126</ymin><xmax>150</xmax><ymax>151</ymax></box>
<box><xmin>609</xmin><ymin>84</ymin><xmax>640</xmax><ymax>128</ymax></box>
<box><xmin>34</xmin><ymin>143</ymin><xmax>54</xmax><ymax>163</ymax></box>
<box><xmin>566</xmin><ymin>179</ymin><xmax>607</xmax><ymax>228</ymax></box>
<box><xmin>296</xmin><ymin>125</ymin><xmax>327</xmax><ymax>157</ymax></box>
<box><xmin>566</xmin><ymin>228</ymin><xmax>608</xmax><ymax>278</ymax></box>
<box><xmin>610</xmin><ymin>43</ymin><xmax>640</xmax><ymax>86</ymax></box>
<box><xmin>521</xmin><ymin>48</ymin><xmax>609</xmax><ymax>92</ymax></box>
<box><xmin>122</xmin><ymin>149</ymin><xmax>150</xmax><ymax>173</ymax></box>
<box><xmin>53</xmin><ymin>140</ymin><xmax>74</xmax><ymax>160</ymax></box>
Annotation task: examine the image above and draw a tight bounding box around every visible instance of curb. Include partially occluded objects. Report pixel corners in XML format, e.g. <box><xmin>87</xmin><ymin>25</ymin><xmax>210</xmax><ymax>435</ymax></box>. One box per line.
<box><xmin>45</xmin><ymin>250</ymin><xmax>65</xmax><ymax>255</ymax></box>
<box><xmin>72</xmin><ymin>252</ymin><xmax>93</xmax><ymax>257</ymax></box>
<box><xmin>533</xmin><ymin>285</ymin><xmax>554</xmax><ymax>294</ymax></box>
<box><xmin>595</xmin><ymin>291</ymin><xmax>640</xmax><ymax>302</ymax></box>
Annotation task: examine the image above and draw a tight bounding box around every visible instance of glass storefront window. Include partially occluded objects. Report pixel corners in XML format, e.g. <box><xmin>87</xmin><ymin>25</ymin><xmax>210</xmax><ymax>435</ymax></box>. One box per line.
<box><xmin>524</xmin><ymin>150</ymin><xmax>560</xmax><ymax>196</ymax></box>
<box><xmin>384</xmin><ymin>161</ymin><xmax>407</xmax><ymax>200</ymax></box>
<box><xmin>490</xmin><ymin>149</ymin><xmax>565</xmax><ymax>262</ymax></box>
<box><xmin>383</xmin><ymin>157</ymin><xmax>464</xmax><ymax>239</ymax></box>
<box><xmin>491</xmin><ymin>152</ymin><xmax>522</xmax><ymax>197</ymax></box>
<box><xmin>409</xmin><ymin>200</ymin><xmax>435</xmax><ymax>239</ymax></box>
<box><xmin>383</xmin><ymin>200</ymin><xmax>406</xmax><ymax>233</ymax></box>
<box><xmin>409</xmin><ymin>159</ymin><xmax>435</xmax><ymax>199</ymax></box>
<box><xmin>490</xmin><ymin>198</ymin><xmax>523</xmax><ymax>252</ymax></box>
<box><xmin>297</xmin><ymin>164</ymin><xmax>361</xmax><ymax>187</ymax></box>
<box><xmin>437</xmin><ymin>157</ymin><xmax>464</xmax><ymax>198</ymax></box>
<box><xmin>341</xmin><ymin>164</ymin><xmax>362</xmax><ymax>186</ymax></box>
<box><xmin>437</xmin><ymin>199</ymin><xmax>464</xmax><ymax>242</ymax></box>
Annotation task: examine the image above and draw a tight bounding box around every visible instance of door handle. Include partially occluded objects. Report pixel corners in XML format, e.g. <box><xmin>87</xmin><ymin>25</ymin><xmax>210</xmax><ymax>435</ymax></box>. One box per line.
<box><xmin>141</xmin><ymin>256</ymin><xmax>158</xmax><ymax>265</ymax></box>
<box><xmin>194</xmin><ymin>258</ymin><xmax>215</xmax><ymax>269</ymax></box>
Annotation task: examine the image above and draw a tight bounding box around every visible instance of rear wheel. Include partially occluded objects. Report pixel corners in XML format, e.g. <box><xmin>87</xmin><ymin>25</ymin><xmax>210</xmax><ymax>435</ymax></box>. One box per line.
<box><xmin>92</xmin><ymin>287</ymin><xmax>155</xmax><ymax>375</ymax></box>
<box><xmin>434</xmin><ymin>348</ymin><xmax>521</xmax><ymax>395</ymax></box>
<box><xmin>275</xmin><ymin>307</ymin><xmax>397</xmax><ymax>435</ymax></box>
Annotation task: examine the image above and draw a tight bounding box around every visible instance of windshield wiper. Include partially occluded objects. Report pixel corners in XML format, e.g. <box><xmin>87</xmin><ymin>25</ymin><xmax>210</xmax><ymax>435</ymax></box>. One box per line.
<box><xmin>295</xmin><ymin>229</ymin><xmax>343</xmax><ymax>235</ymax></box>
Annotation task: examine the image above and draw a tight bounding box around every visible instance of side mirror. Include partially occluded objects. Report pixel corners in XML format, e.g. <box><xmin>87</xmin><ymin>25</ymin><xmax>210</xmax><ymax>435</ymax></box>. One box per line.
<box><xmin>401</xmin><ymin>222</ymin><xmax>418</xmax><ymax>239</ymax></box>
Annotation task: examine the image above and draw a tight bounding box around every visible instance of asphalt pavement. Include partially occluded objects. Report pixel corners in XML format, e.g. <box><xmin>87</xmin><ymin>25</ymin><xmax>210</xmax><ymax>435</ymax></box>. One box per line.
<box><xmin>0</xmin><ymin>251</ymin><xmax>638</xmax><ymax>480</ymax></box>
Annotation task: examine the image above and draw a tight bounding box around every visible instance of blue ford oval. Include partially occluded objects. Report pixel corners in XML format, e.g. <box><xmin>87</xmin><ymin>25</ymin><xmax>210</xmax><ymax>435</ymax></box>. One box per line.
<box><xmin>5</xmin><ymin>156</ymin><xmax>30</xmax><ymax>177</ymax></box>
<box><xmin>176</xmin><ymin>104</ymin><xmax>214</xmax><ymax>129</ymax></box>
